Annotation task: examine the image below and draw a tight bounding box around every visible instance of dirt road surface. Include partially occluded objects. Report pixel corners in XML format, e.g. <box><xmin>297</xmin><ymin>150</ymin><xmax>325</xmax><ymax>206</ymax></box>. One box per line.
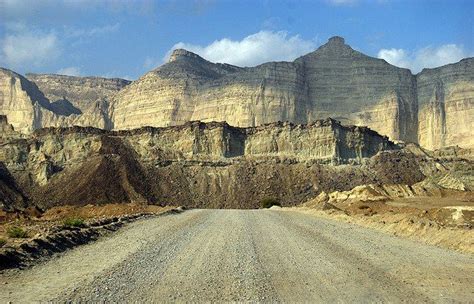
<box><xmin>1</xmin><ymin>209</ymin><xmax>473</xmax><ymax>303</ymax></box>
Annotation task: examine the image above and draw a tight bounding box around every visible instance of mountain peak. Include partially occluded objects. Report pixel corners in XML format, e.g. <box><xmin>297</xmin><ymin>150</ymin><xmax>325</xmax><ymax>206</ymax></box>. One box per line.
<box><xmin>295</xmin><ymin>35</ymin><xmax>354</xmax><ymax>62</ymax></box>
<box><xmin>320</xmin><ymin>36</ymin><xmax>352</xmax><ymax>52</ymax></box>
<box><xmin>168</xmin><ymin>49</ymin><xmax>205</xmax><ymax>63</ymax></box>
<box><xmin>327</xmin><ymin>36</ymin><xmax>345</xmax><ymax>46</ymax></box>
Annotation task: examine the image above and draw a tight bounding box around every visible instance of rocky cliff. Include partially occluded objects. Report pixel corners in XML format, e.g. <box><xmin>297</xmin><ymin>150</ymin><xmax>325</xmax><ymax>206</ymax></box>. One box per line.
<box><xmin>0</xmin><ymin>37</ymin><xmax>472</xmax><ymax>150</ymax></box>
<box><xmin>417</xmin><ymin>59</ymin><xmax>474</xmax><ymax>150</ymax></box>
<box><xmin>0</xmin><ymin>69</ymin><xmax>129</xmax><ymax>133</ymax></box>
<box><xmin>111</xmin><ymin>37</ymin><xmax>472</xmax><ymax>149</ymax></box>
<box><xmin>0</xmin><ymin>117</ymin><xmax>413</xmax><ymax>209</ymax></box>
<box><xmin>2</xmin><ymin>115</ymin><xmax>471</xmax><ymax>210</ymax></box>
<box><xmin>26</xmin><ymin>73</ymin><xmax>130</xmax><ymax>127</ymax></box>
<box><xmin>112</xmin><ymin>37</ymin><xmax>419</xmax><ymax>146</ymax></box>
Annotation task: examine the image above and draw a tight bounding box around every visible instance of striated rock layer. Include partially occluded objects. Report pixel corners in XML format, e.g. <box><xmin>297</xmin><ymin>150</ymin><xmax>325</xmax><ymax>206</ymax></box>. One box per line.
<box><xmin>0</xmin><ymin>69</ymin><xmax>129</xmax><ymax>133</ymax></box>
<box><xmin>0</xmin><ymin>37</ymin><xmax>472</xmax><ymax>150</ymax></box>
<box><xmin>111</xmin><ymin>37</ymin><xmax>472</xmax><ymax>149</ymax></box>
<box><xmin>112</xmin><ymin>37</ymin><xmax>420</xmax><ymax>146</ymax></box>
<box><xmin>25</xmin><ymin>73</ymin><xmax>130</xmax><ymax>113</ymax></box>
<box><xmin>2</xmin><ymin>117</ymin><xmax>471</xmax><ymax>210</ymax></box>
<box><xmin>416</xmin><ymin>59</ymin><xmax>474</xmax><ymax>150</ymax></box>
<box><xmin>0</xmin><ymin>117</ymin><xmax>414</xmax><ymax>209</ymax></box>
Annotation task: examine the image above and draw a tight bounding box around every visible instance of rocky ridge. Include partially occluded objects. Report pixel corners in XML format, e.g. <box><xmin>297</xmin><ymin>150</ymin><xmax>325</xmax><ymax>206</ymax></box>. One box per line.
<box><xmin>0</xmin><ymin>37</ymin><xmax>472</xmax><ymax>150</ymax></box>
<box><xmin>111</xmin><ymin>36</ymin><xmax>473</xmax><ymax>150</ymax></box>
<box><xmin>1</xmin><ymin>115</ymin><xmax>471</xmax><ymax>210</ymax></box>
<box><xmin>0</xmin><ymin>69</ymin><xmax>129</xmax><ymax>134</ymax></box>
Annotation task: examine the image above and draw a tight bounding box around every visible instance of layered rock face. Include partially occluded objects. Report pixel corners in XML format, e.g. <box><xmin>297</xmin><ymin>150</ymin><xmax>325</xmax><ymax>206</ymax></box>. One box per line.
<box><xmin>111</xmin><ymin>50</ymin><xmax>244</xmax><ymax>129</ymax></box>
<box><xmin>0</xmin><ymin>118</ymin><xmax>408</xmax><ymax>209</ymax></box>
<box><xmin>0</xmin><ymin>37</ymin><xmax>472</xmax><ymax>150</ymax></box>
<box><xmin>26</xmin><ymin>73</ymin><xmax>130</xmax><ymax>127</ymax></box>
<box><xmin>112</xmin><ymin>36</ymin><xmax>419</xmax><ymax>144</ymax></box>
<box><xmin>417</xmin><ymin>59</ymin><xmax>474</xmax><ymax>150</ymax></box>
<box><xmin>0</xmin><ymin>68</ymin><xmax>44</xmax><ymax>133</ymax></box>
<box><xmin>294</xmin><ymin>37</ymin><xmax>418</xmax><ymax>143</ymax></box>
<box><xmin>118</xmin><ymin>118</ymin><xmax>396</xmax><ymax>163</ymax></box>
<box><xmin>112</xmin><ymin>37</ymin><xmax>472</xmax><ymax>149</ymax></box>
<box><xmin>2</xmin><ymin>117</ymin><xmax>471</xmax><ymax>210</ymax></box>
<box><xmin>25</xmin><ymin>73</ymin><xmax>130</xmax><ymax>112</ymax></box>
<box><xmin>0</xmin><ymin>69</ymin><xmax>129</xmax><ymax>133</ymax></box>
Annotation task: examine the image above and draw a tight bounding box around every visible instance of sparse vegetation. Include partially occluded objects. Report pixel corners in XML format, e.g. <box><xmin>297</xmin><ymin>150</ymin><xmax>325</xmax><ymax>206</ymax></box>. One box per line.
<box><xmin>0</xmin><ymin>238</ymin><xmax>6</xmax><ymax>247</ymax></box>
<box><xmin>7</xmin><ymin>226</ymin><xmax>28</xmax><ymax>238</ymax></box>
<box><xmin>63</xmin><ymin>217</ymin><xmax>86</xmax><ymax>228</ymax></box>
<box><xmin>260</xmin><ymin>197</ymin><xmax>281</xmax><ymax>209</ymax></box>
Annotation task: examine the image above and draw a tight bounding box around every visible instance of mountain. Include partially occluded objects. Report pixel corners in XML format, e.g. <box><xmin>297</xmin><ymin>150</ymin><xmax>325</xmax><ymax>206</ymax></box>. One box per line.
<box><xmin>0</xmin><ymin>68</ymin><xmax>130</xmax><ymax>133</ymax></box>
<box><xmin>0</xmin><ymin>36</ymin><xmax>472</xmax><ymax>150</ymax></box>
<box><xmin>416</xmin><ymin>59</ymin><xmax>473</xmax><ymax>149</ymax></box>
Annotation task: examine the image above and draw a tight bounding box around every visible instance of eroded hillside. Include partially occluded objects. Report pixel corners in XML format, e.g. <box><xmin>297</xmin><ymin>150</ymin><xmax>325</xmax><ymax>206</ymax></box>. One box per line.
<box><xmin>0</xmin><ymin>115</ymin><xmax>471</xmax><ymax>210</ymax></box>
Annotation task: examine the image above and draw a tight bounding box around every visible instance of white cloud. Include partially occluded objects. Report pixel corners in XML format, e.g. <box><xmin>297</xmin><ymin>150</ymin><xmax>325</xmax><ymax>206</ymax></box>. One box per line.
<box><xmin>56</xmin><ymin>66</ymin><xmax>81</xmax><ymax>76</ymax></box>
<box><xmin>378</xmin><ymin>44</ymin><xmax>471</xmax><ymax>73</ymax></box>
<box><xmin>164</xmin><ymin>31</ymin><xmax>317</xmax><ymax>67</ymax></box>
<box><xmin>0</xmin><ymin>20</ymin><xmax>119</xmax><ymax>71</ymax></box>
<box><xmin>416</xmin><ymin>45</ymin><xmax>468</xmax><ymax>71</ymax></box>
<box><xmin>1</xmin><ymin>30</ymin><xmax>60</xmax><ymax>68</ymax></box>
<box><xmin>377</xmin><ymin>48</ymin><xmax>411</xmax><ymax>69</ymax></box>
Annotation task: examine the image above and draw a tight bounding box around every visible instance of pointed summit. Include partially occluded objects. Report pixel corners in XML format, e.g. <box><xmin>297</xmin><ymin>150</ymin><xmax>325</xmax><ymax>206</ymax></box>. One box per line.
<box><xmin>168</xmin><ymin>49</ymin><xmax>206</xmax><ymax>63</ymax></box>
<box><xmin>295</xmin><ymin>35</ymin><xmax>360</xmax><ymax>62</ymax></box>
<box><xmin>320</xmin><ymin>36</ymin><xmax>352</xmax><ymax>52</ymax></box>
<box><xmin>327</xmin><ymin>36</ymin><xmax>345</xmax><ymax>46</ymax></box>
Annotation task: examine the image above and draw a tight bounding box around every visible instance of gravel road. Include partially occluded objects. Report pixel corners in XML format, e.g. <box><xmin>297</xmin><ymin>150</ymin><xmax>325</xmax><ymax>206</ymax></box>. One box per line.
<box><xmin>1</xmin><ymin>209</ymin><xmax>473</xmax><ymax>303</ymax></box>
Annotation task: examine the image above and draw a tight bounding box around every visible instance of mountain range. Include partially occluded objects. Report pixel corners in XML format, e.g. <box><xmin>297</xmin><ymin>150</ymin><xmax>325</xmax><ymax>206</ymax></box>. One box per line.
<box><xmin>0</xmin><ymin>36</ymin><xmax>472</xmax><ymax>150</ymax></box>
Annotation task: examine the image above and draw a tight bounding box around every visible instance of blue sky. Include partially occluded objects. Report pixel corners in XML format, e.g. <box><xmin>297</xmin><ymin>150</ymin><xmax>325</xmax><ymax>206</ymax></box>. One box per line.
<box><xmin>0</xmin><ymin>0</ymin><xmax>472</xmax><ymax>79</ymax></box>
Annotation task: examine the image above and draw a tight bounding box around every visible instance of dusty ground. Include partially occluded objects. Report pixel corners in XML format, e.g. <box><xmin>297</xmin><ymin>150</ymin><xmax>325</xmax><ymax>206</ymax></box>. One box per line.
<box><xmin>0</xmin><ymin>203</ymin><xmax>173</xmax><ymax>248</ymax></box>
<box><xmin>1</xmin><ymin>209</ymin><xmax>473</xmax><ymax>302</ymax></box>
<box><xmin>299</xmin><ymin>194</ymin><xmax>474</xmax><ymax>253</ymax></box>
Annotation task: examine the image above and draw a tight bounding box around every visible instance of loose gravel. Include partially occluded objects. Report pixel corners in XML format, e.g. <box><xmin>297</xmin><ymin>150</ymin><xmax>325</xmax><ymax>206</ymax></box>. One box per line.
<box><xmin>1</xmin><ymin>209</ymin><xmax>473</xmax><ymax>303</ymax></box>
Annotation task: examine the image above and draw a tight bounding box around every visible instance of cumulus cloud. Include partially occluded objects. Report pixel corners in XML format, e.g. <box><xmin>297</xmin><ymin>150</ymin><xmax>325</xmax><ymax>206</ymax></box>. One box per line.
<box><xmin>164</xmin><ymin>31</ymin><xmax>317</xmax><ymax>67</ymax></box>
<box><xmin>1</xmin><ymin>30</ymin><xmax>61</xmax><ymax>68</ymax></box>
<box><xmin>378</xmin><ymin>44</ymin><xmax>471</xmax><ymax>73</ymax></box>
<box><xmin>377</xmin><ymin>48</ymin><xmax>411</xmax><ymax>69</ymax></box>
<box><xmin>0</xmin><ymin>20</ymin><xmax>120</xmax><ymax>71</ymax></box>
<box><xmin>56</xmin><ymin>66</ymin><xmax>81</xmax><ymax>76</ymax></box>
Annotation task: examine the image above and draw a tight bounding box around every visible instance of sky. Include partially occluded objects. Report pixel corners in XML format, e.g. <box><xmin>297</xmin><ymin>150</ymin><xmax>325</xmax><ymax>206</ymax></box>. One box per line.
<box><xmin>0</xmin><ymin>0</ymin><xmax>472</xmax><ymax>80</ymax></box>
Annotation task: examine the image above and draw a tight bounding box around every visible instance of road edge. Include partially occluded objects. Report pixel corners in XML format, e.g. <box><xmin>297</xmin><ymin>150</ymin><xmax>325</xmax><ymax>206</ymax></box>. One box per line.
<box><xmin>0</xmin><ymin>207</ymin><xmax>186</xmax><ymax>271</ymax></box>
<box><xmin>288</xmin><ymin>207</ymin><xmax>474</xmax><ymax>254</ymax></box>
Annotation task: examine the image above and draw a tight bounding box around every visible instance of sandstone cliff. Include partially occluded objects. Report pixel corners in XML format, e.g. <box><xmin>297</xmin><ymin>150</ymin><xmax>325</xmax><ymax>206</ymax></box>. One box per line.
<box><xmin>112</xmin><ymin>36</ymin><xmax>420</xmax><ymax>144</ymax></box>
<box><xmin>0</xmin><ymin>37</ymin><xmax>472</xmax><ymax>150</ymax></box>
<box><xmin>111</xmin><ymin>37</ymin><xmax>472</xmax><ymax>149</ymax></box>
<box><xmin>0</xmin><ymin>69</ymin><xmax>129</xmax><ymax>133</ymax></box>
<box><xmin>25</xmin><ymin>73</ymin><xmax>130</xmax><ymax>113</ymax></box>
<box><xmin>417</xmin><ymin>59</ymin><xmax>474</xmax><ymax>150</ymax></box>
